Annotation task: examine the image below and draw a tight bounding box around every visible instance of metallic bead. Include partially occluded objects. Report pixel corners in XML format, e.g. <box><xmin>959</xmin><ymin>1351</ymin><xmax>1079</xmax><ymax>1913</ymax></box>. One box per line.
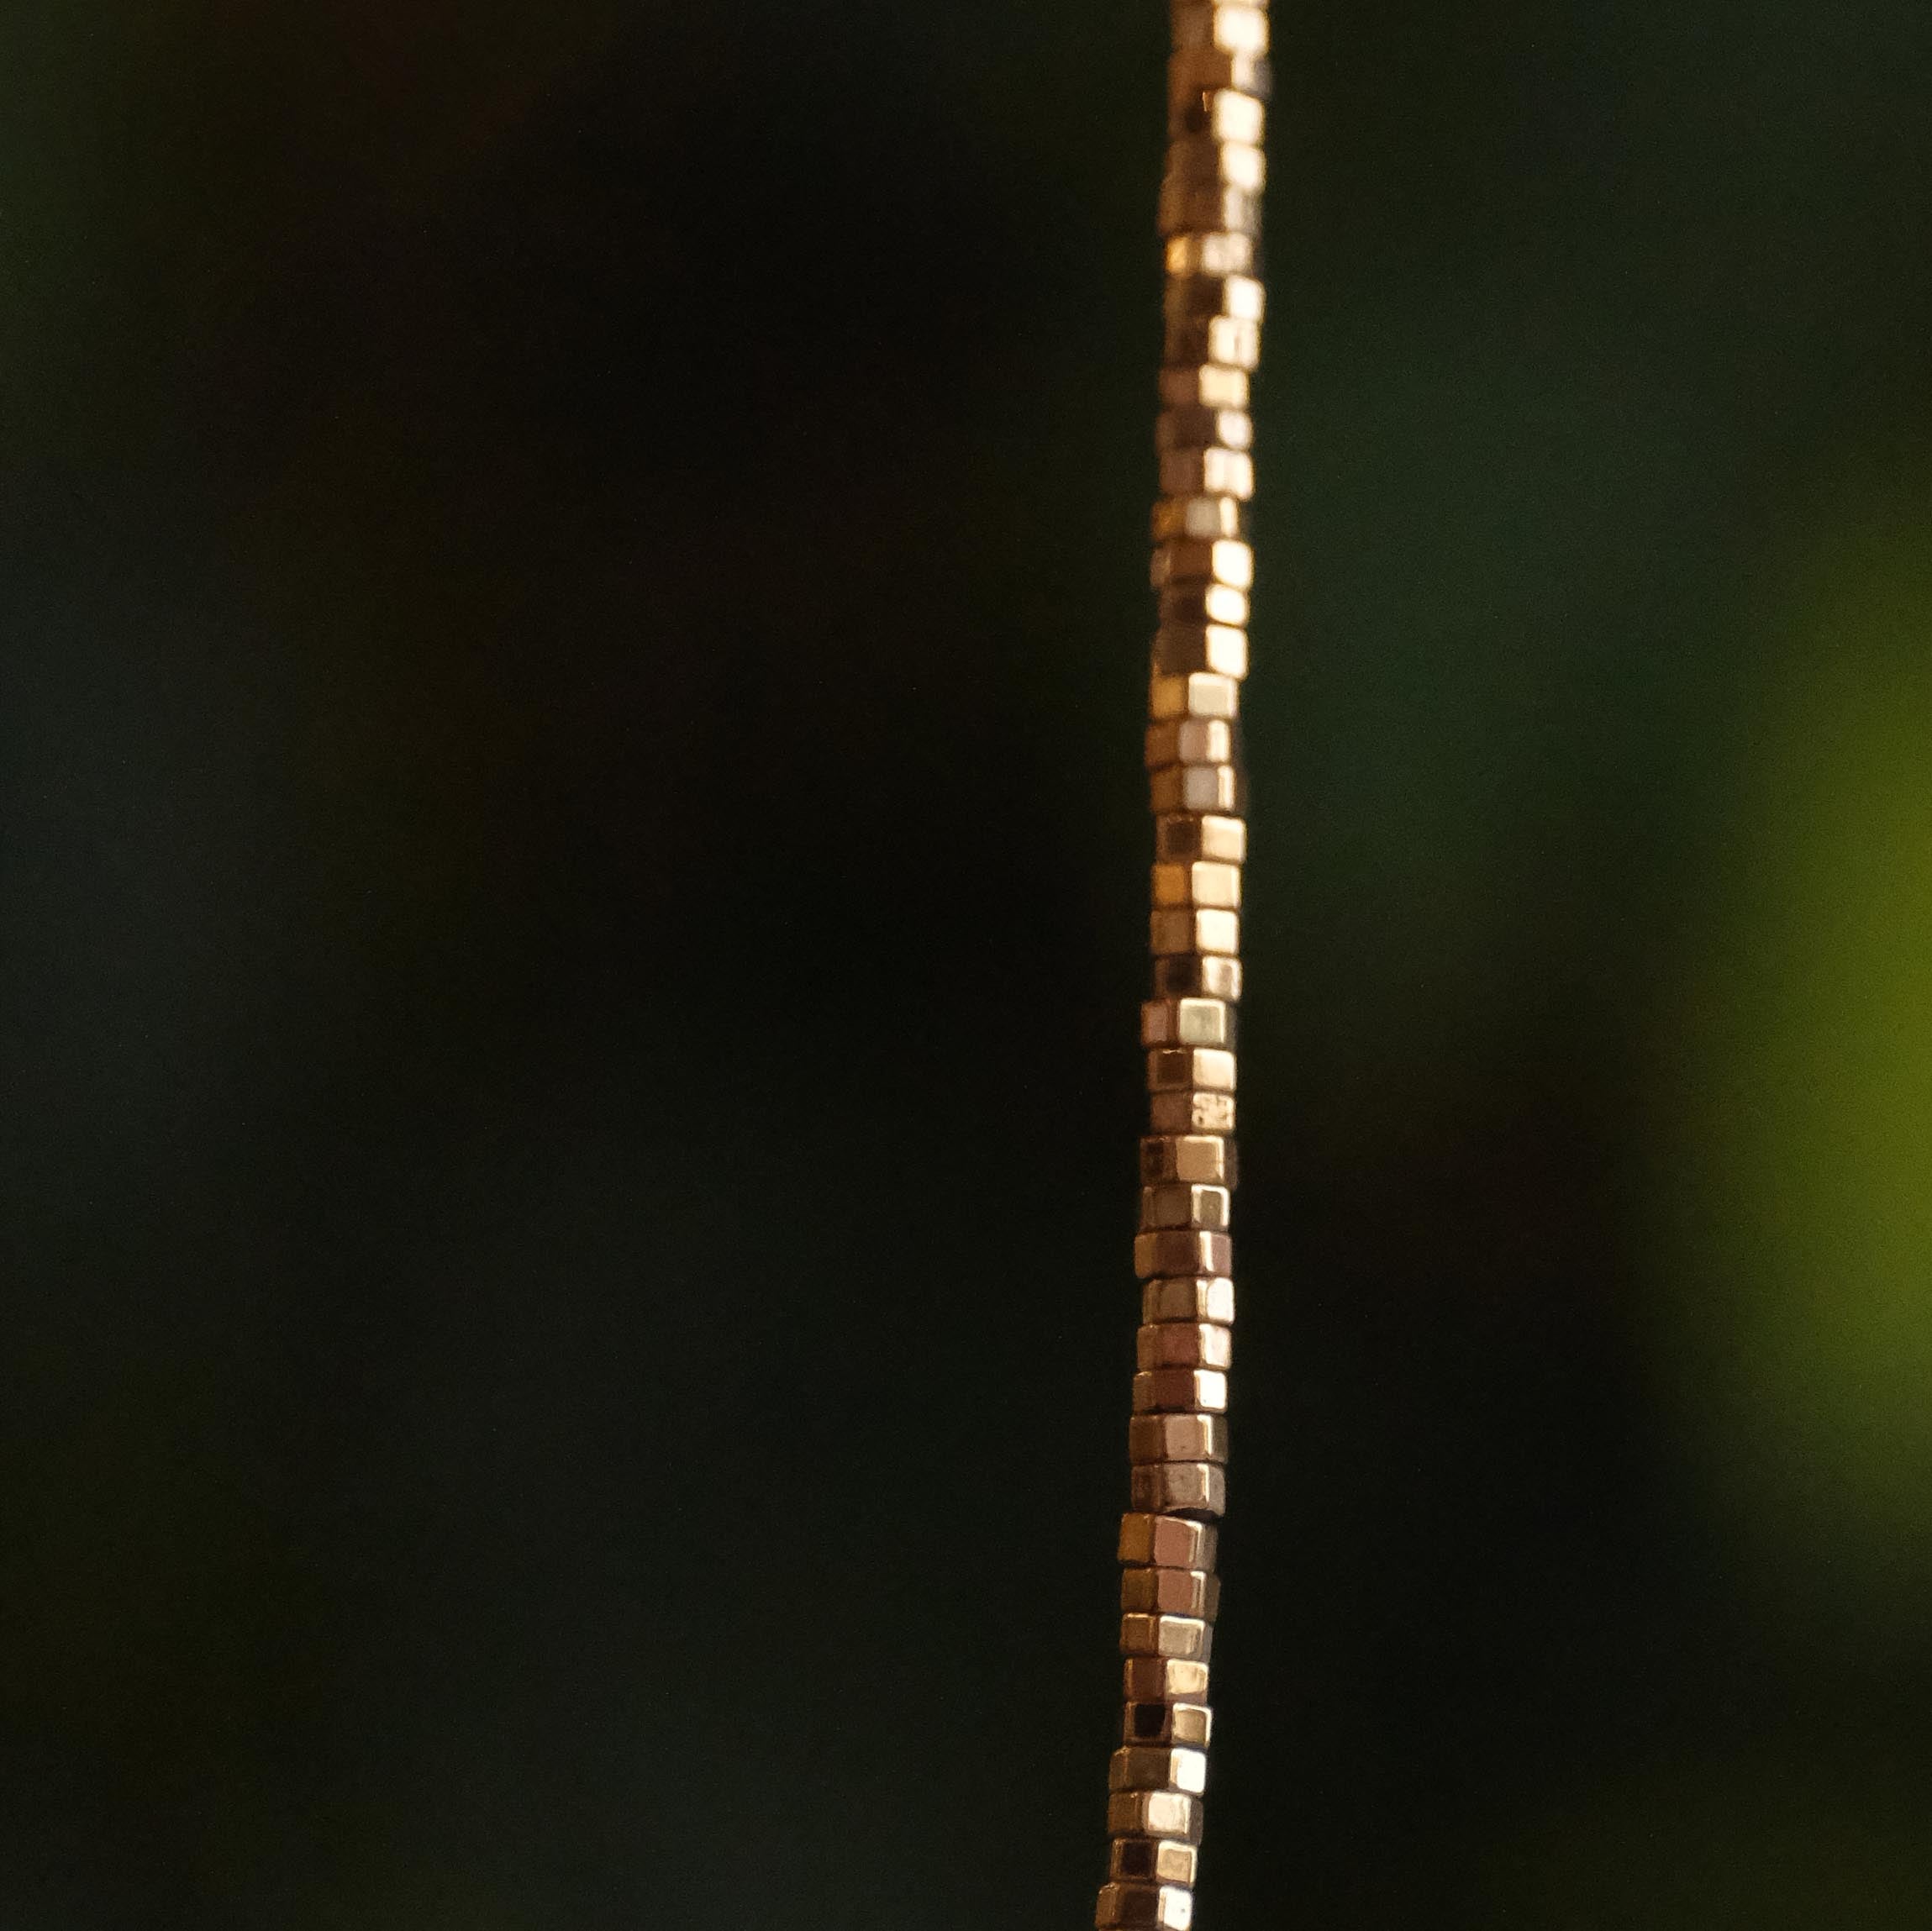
<box><xmin>1140</xmin><ymin>1131</ymin><xmax>1238</xmax><ymax>1185</ymax></box>
<box><xmin>1119</xmin><ymin>1512</ymin><xmax>1219</xmax><ymax>1571</ymax></box>
<box><xmin>1167</xmin><ymin>47</ymin><xmax>1273</xmax><ymax>104</ymax></box>
<box><xmin>1129</xmin><ymin>1460</ymin><xmax>1228</xmax><ymax>1518</ymax></box>
<box><xmin>1164</xmin><ymin>231</ymin><xmax>1259</xmax><ymax>278</ymax></box>
<box><xmin>1137</xmin><ymin>1322</ymin><xmax>1234</xmax><ymax>1371</ymax></box>
<box><xmin>1166</xmin><ymin>271</ymin><xmax>1267</xmax><ymax>324</ymax></box>
<box><xmin>1151</xmin><ymin>954</ymin><xmax>1243</xmax><ymax>1001</ymax></box>
<box><xmin>1148</xmin><ymin>671</ymin><xmax>1240</xmax><ymax>721</ymax></box>
<box><xmin>1156</xmin><ymin>581</ymin><xmax>1250</xmax><ymax>629</ymax></box>
<box><xmin>1111</xmin><ymin>1745</ymin><xmax>1209</xmax><ymax>1795</ymax></box>
<box><xmin>1140</xmin><ymin>997</ymin><xmax>1235</xmax><ymax>1048</ymax></box>
<box><xmin>1146</xmin><ymin>1087</ymin><xmax>1237</xmax><ymax>1134</ymax></box>
<box><xmin>1129</xmin><ymin>1413</ymin><xmax>1229</xmax><ymax>1465</ymax></box>
<box><xmin>1139</xmin><ymin>1181</ymin><xmax>1232</xmax><ymax>1232</ymax></box>
<box><xmin>1166</xmin><ymin>313</ymin><xmax>1262</xmax><ymax>370</ymax></box>
<box><xmin>1119</xmin><ymin>1612</ymin><xmax>1213</xmax><ymax>1660</ymax></box>
<box><xmin>1158</xmin><ymin>181</ymin><xmax>1262</xmax><ymax>240</ymax></box>
<box><xmin>1123</xmin><ymin>1702</ymin><xmax>1213</xmax><ymax>1750</ymax></box>
<box><xmin>1155</xmin><ymin>813</ymin><xmax>1247</xmax><ymax>864</ymax></box>
<box><xmin>1164</xmin><ymin>134</ymin><xmax>1267</xmax><ymax>195</ymax></box>
<box><xmin>1160</xmin><ymin>445</ymin><xmax>1254</xmax><ymax>499</ymax></box>
<box><xmin>1150</xmin><ymin>490</ymin><xmax>1248</xmax><ymax>540</ymax></box>
<box><xmin>1151</xmin><ymin>537</ymin><xmax>1253</xmax><ymax>589</ymax></box>
<box><xmin>1171</xmin><ymin>85</ymin><xmax>1267</xmax><ymax>145</ymax></box>
<box><xmin>1140</xmin><ymin>1275</ymin><xmax>1236</xmax><ymax>1324</ymax></box>
<box><xmin>1146</xmin><ymin>1047</ymin><xmax>1237</xmax><ymax>1093</ymax></box>
<box><xmin>1152</xmin><ymin>859</ymin><xmax>1242</xmax><ymax>908</ymax></box>
<box><xmin>1172</xmin><ymin>2</ymin><xmax>1271</xmax><ymax>57</ymax></box>
<box><xmin>1134</xmin><ymin>1229</ymin><xmax>1233</xmax><ymax>1280</ymax></box>
<box><xmin>1109</xmin><ymin>1837</ymin><xmax>1200</xmax><ymax>1886</ymax></box>
<box><xmin>1145</xmin><ymin>718</ymin><xmax>1234</xmax><ymax>770</ymax></box>
<box><xmin>1134</xmin><ymin>1366</ymin><xmax>1230</xmax><ymax>1414</ymax></box>
<box><xmin>1151</xmin><ymin>620</ymin><xmax>1248</xmax><ymax>679</ymax></box>
<box><xmin>1122</xmin><ymin>1566</ymin><xmax>1221</xmax><ymax>1619</ymax></box>
<box><xmin>1096</xmin><ymin>1882</ymin><xmax>1195</xmax><ymax>1930</ymax></box>
<box><xmin>1158</xmin><ymin>362</ymin><xmax>1250</xmax><ymax>409</ymax></box>
<box><xmin>1121</xmin><ymin>1658</ymin><xmax>1211</xmax><ymax>1707</ymax></box>
<box><xmin>1158</xmin><ymin>405</ymin><xmax>1253</xmax><ymax>452</ymax></box>
<box><xmin>1148</xmin><ymin>907</ymin><xmax>1241</xmax><ymax>956</ymax></box>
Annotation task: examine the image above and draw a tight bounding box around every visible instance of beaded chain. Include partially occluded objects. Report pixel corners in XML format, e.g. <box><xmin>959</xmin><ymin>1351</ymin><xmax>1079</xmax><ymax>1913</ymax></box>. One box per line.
<box><xmin>1096</xmin><ymin>6</ymin><xmax>1267</xmax><ymax>1928</ymax></box>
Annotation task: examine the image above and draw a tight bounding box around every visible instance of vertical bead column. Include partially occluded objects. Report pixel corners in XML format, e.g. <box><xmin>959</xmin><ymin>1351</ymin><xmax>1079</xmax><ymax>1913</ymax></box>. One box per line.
<box><xmin>1098</xmin><ymin>6</ymin><xmax>1267</xmax><ymax>1929</ymax></box>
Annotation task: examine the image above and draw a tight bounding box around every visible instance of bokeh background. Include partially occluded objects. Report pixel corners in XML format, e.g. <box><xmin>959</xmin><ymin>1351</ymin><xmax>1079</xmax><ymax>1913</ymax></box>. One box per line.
<box><xmin>4</xmin><ymin>2</ymin><xmax>1932</xmax><ymax>1924</ymax></box>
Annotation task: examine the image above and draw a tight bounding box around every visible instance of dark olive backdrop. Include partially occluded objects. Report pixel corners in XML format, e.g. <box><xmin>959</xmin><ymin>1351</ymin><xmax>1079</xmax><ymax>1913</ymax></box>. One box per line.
<box><xmin>5</xmin><ymin>3</ymin><xmax>1932</xmax><ymax>1925</ymax></box>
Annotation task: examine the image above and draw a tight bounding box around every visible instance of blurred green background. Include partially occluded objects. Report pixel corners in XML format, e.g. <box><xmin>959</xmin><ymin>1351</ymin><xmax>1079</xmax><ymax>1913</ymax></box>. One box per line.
<box><xmin>3</xmin><ymin>2</ymin><xmax>1931</xmax><ymax>1924</ymax></box>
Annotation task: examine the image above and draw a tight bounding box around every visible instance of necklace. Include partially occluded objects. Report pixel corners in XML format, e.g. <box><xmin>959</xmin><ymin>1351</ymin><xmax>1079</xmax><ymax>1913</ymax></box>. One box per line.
<box><xmin>1098</xmin><ymin>7</ymin><xmax>1267</xmax><ymax>1928</ymax></box>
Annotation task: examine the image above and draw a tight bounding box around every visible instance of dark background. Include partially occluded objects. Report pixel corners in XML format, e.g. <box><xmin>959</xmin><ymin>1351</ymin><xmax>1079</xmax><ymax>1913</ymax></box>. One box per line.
<box><xmin>5</xmin><ymin>3</ymin><xmax>1932</xmax><ymax>1924</ymax></box>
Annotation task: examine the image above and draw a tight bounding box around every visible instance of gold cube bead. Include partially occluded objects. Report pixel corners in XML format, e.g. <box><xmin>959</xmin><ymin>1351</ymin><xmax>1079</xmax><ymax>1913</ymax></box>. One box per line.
<box><xmin>1171</xmin><ymin>84</ymin><xmax>1266</xmax><ymax>145</ymax></box>
<box><xmin>1151</xmin><ymin>537</ymin><xmax>1253</xmax><ymax>589</ymax></box>
<box><xmin>1165</xmin><ymin>136</ymin><xmax>1267</xmax><ymax>198</ymax></box>
<box><xmin>1149</xmin><ymin>907</ymin><xmax>1241</xmax><ymax>956</ymax></box>
<box><xmin>1152</xmin><ymin>954</ymin><xmax>1243</xmax><ymax>1001</ymax></box>
<box><xmin>1111</xmin><ymin>1744</ymin><xmax>1209</xmax><ymax>1796</ymax></box>
<box><xmin>1152</xmin><ymin>620</ymin><xmax>1248</xmax><ymax>678</ymax></box>
<box><xmin>1134</xmin><ymin>1367</ymin><xmax>1230</xmax><ymax>1413</ymax></box>
<box><xmin>1140</xmin><ymin>1276</ymin><xmax>1236</xmax><ymax>1324</ymax></box>
<box><xmin>1139</xmin><ymin>1181</ymin><xmax>1231</xmax><ymax>1232</ymax></box>
<box><xmin>1122</xmin><ymin>1657</ymin><xmax>1211</xmax><ymax>1706</ymax></box>
<box><xmin>1123</xmin><ymin>1566</ymin><xmax>1221</xmax><ymax>1619</ymax></box>
<box><xmin>1158</xmin><ymin>405</ymin><xmax>1252</xmax><ymax>453</ymax></box>
<box><xmin>1146</xmin><ymin>1047</ymin><xmax>1237</xmax><ymax>1093</ymax></box>
<box><xmin>1165</xmin><ymin>230</ymin><xmax>1258</xmax><ymax>278</ymax></box>
<box><xmin>1140</xmin><ymin>1129</ymin><xmax>1237</xmax><ymax>1184</ymax></box>
<box><xmin>1156</xmin><ymin>813</ymin><xmax>1247</xmax><ymax>864</ymax></box>
<box><xmin>1120</xmin><ymin>1612</ymin><xmax>1213</xmax><ymax>1660</ymax></box>
<box><xmin>1096</xmin><ymin>1881</ymin><xmax>1195</xmax><ymax>1931</ymax></box>
<box><xmin>1145</xmin><ymin>718</ymin><xmax>1234</xmax><ymax>770</ymax></box>
<box><xmin>1134</xmin><ymin>1229</ymin><xmax>1232</xmax><ymax>1280</ymax></box>
<box><xmin>1110</xmin><ymin>1837</ymin><xmax>1200</xmax><ymax>1886</ymax></box>
<box><xmin>1158</xmin><ymin>181</ymin><xmax>1261</xmax><ymax>240</ymax></box>
<box><xmin>1167</xmin><ymin>47</ymin><xmax>1272</xmax><ymax>104</ymax></box>
<box><xmin>1173</xmin><ymin>2</ymin><xmax>1270</xmax><ymax>56</ymax></box>
<box><xmin>1147</xmin><ymin>1087</ymin><xmax>1237</xmax><ymax>1134</ymax></box>
<box><xmin>1138</xmin><ymin>1322</ymin><xmax>1234</xmax><ymax>1371</ymax></box>
<box><xmin>1159</xmin><ymin>362</ymin><xmax>1250</xmax><ymax>409</ymax></box>
<box><xmin>1124</xmin><ymin>1702</ymin><xmax>1213</xmax><ymax>1751</ymax></box>
<box><xmin>1166</xmin><ymin>313</ymin><xmax>1262</xmax><ymax>370</ymax></box>
<box><xmin>1166</xmin><ymin>271</ymin><xmax>1267</xmax><ymax>324</ymax></box>
<box><xmin>1148</xmin><ymin>764</ymin><xmax>1244</xmax><ymax>819</ymax></box>
<box><xmin>1152</xmin><ymin>859</ymin><xmax>1241</xmax><ymax>908</ymax></box>
<box><xmin>1119</xmin><ymin>1512</ymin><xmax>1219</xmax><ymax>1570</ymax></box>
<box><xmin>1150</xmin><ymin>490</ymin><xmax>1248</xmax><ymax>541</ymax></box>
<box><xmin>1160</xmin><ymin>445</ymin><xmax>1254</xmax><ymax>499</ymax></box>
<box><xmin>1140</xmin><ymin>997</ymin><xmax>1235</xmax><ymax>1049</ymax></box>
<box><xmin>1148</xmin><ymin>671</ymin><xmax>1240</xmax><ymax>722</ymax></box>
<box><xmin>1157</xmin><ymin>580</ymin><xmax>1250</xmax><ymax>629</ymax></box>
<box><xmin>1129</xmin><ymin>1460</ymin><xmax>1228</xmax><ymax>1518</ymax></box>
<box><xmin>1129</xmin><ymin>1413</ymin><xmax>1229</xmax><ymax>1465</ymax></box>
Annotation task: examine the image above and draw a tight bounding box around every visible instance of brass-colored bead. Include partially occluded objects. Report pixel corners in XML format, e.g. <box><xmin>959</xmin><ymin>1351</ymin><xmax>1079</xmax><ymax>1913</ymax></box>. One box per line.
<box><xmin>1158</xmin><ymin>362</ymin><xmax>1250</xmax><ymax>410</ymax></box>
<box><xmin>1123</xmin><ymin>1566</ymin><xmax>1221</xmax><ymax>1619</ymax></box>
<box><xmin>1119</xmin><ymin>1611</ymin><xmax>1213</xmax><ymax>1660</ymax></box>
<box><xmin>1166</xmin><ymin>271</ymin><xmax>1267</xmax><ymax>324</ymax></box>
<box><xmin>1122</xmin><ymin>1657</ymin><xmax>1211</xmax><ymax>1707</ymax></box>
<box><xmin>1163</xmin><ymin>131</ymin><xmax>1266</xmax><ymax>194</ymax></box>
<box><xmin>1152</xmin><ymin>620</ymin><xmax>1248</xmax><ymax>678</ymax></box>
<box><xmin>1167</xmin><ymin>47</ymin><xmax>1273</xmax><ymax>105</ymax></box>
<box><xmin>1173</xmin><ymin>2</ymin><xmax>1270</xmax><ymax>56</ymax></box>
<box><xmin>1146</xmin><ymin>1047</ymin><xmax>1237</xmax><ymax>1094</ymax></box>
<box><xmin>1151</xmin><ymin>537</ymin><xmax>1252</xmax><ymax>589</ymax></box>
<box><xmin>1156</xmin><ymin>580</ymin><xmax>1250</xmax><ymax>630</ymax></box>
<box><xmin>1129</xmin><ymin>1460</ymin><xmax>1228</xmax><ymax>1518</ymax></box>
<box><xmin>1124</xmin><ymin>1701</ymin><xmax>1213</xmax><ymax>1751</ymax></box>
<box><xmin>1111</xmin><ymin>1744</ymin><xmax>1209</xmax><ymax>1795</ymax></box>
<box><xmin>1158</xmin><ymin>180</ymin><xmax>1261</xmax><ymax>240</ymax></box>
<box><xmin>1129</xmin><ymin>1413</ymin><xmax>1229</xmax><ymax>1465</ymax></box>
<box><xmin>1109</xmin><ymin>1837</ymin><xmax>1200</xmax><ymax>1887</ymax></box>
<box><xmin>1140</xmin><ymin>997</ymin><xmax>1234</xmax><ymax>1049</ymax></box>
<box><xmin>1171</xmin><ymin>84</ymin><xmax>1267</xmax><ymax>145</ymax></box>
<box><xmin>1139</xmin><ymin>1181</ymin><xmax>1231</xmax><ymax>1232</ymax></box>
<box><xmin>1148</xmin><ymin>764</ymin><xmax>1244</xmax><ymax>819</ymax></box>
<box><xmin>1140</xmin><ymin>1133</ymin><xmax>1236</xmax><ymax>1186</ymax></box>
<box><xmin>1150</xmin><ymin>492</ymin><xmax>1248</xmax><ymax>544</ymax></box>
<box><xmin>1148</xmin><ymin>671</ymin><xmax>1240</xmax><ymax>722</ymax></box>
<box><xmin>1119</xmin><ymin>1512</ymin><xmax>1219</xmax><ymax>1571</ymax></box>
<box><xmin>1120</xmin><ymin>1644</ymin><xmax>1205</xmax><ymax>1707</ymax></box>
<box><xmin>1137</xmin><ymin>1322</ymin><xmax>1234</xmax><ymax>1371</ymax></box>
<box><xmin>1152</xmin><ymin>859</ymin><xmax>1241</xmax><ymax>908</ymax></box>
<box><xmin>1149</xmin><ymin>906</ymin><xmax>1241</xmax><ymax>956</ymax></box>
<box><xmin>1134</xmin><ymin>1366</ymin><xmax>1230</xmax><ymax>1414</ymax></box>
<box><xmin>1146</xmin><ymin>1087</ymin><xmax>1237</xmax><ymax>1134</ymax></box>
<box><xmin>1145</xmin><ymin>718</ymin><xmax>1234</xmax><ymax>770</ymax></box>
<box><xmin>1160</xmin><ymin>445</ymin><xmax>1254</xmax><ymax>499</ymax></box>
<box><xmin>1157</xmin><ymin>405</ymin><xmax>1252</xmax><ymax>453</ymax></box>
<box><xmin>1097</xmin><ymin>1881</ymin><xmax>1195</xmax><ymax>1930</ymax></box>
<box><xmin>1164</xmin><ymin>230</ymin><xmax>1258</xmax><ymax>278</ymax></box>
<box><xmin>1156</xmin><ymin>813</ymin><xmax>1247</xmax><ymax>864</ymax></box>
<box><xmin>1134</xmin><ymin>1229</ymin><xmax>1232</xmax><ymax>1280</ymax></box>
<box><xmin>1166</xmin><ymin>313</ymin><xmax>1262</xmax><ymax>370</ymax></box>
<box><xmin>1140</xmin><ymin>1275</ymin><xmax>1236</xmax><ymax>1324</ymax></box>
<box><xmin>1151</xmin><ymin>954</ymin><xmax>1242</xmax><ymax>1001</ymax></box>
